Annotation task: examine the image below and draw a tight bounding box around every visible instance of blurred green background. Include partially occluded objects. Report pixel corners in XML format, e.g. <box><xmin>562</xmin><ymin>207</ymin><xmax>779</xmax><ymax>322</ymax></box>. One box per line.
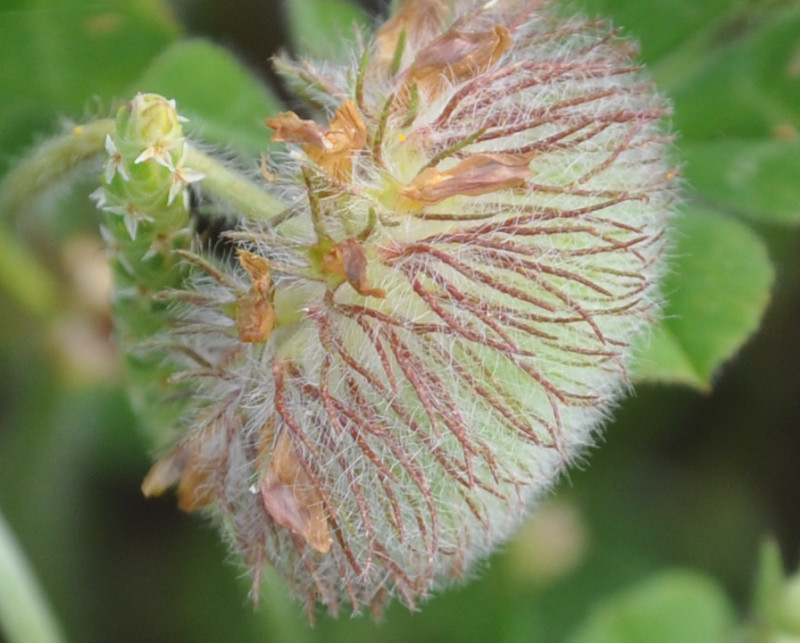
<box><xmin>1</xmin><ymin>0</ymin><xmax>800</xmax><ymax>641</ymax></box>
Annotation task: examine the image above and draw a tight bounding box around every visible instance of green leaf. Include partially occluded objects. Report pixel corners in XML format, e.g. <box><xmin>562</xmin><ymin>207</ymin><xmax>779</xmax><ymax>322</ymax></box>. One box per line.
<box><xmin>133</xmin><ymin>39</ymin><xmax>284</xmax><ymax>158</ymax></box>
<box><xmin>631</xmin><ymin>324</ymin><xmax>699</xmax><ymax>389</ymax></box>
<box><xmin>751</xmin><ymin>541</ymin><xmax>800</xmax><ymax>638</ymax></box>
<box><xmin>579</xmin><ymin>1</ymin><xmax>800</xmax><ymax>134</ymax></box>
<box><xmin>681</xmin><ymin>139</ymin><xmax>800</xmax><ymax>225</ymax></box>
<box><xmin>565</xmin><ymin>571</ymin><xmax>737</xmax><ymax>643</ymax></box>
<box><xmin>575</xmin><ymin>0</ymin><xmax>741</xmax><ymax>64</ymax></box>
<box><xmin>0</xmin><ymin>510</ymin><xmax>65</xmax><ymax>643</ymax></box>
<box><xmin>752</xmin><ymin>540</ymin><xmax>787</xmax><ymax>630</ymax></box>
<box><xmin>284</xmin><ymin>0</ymin><xmax>370</xmax><ymax>60</ymax></box>
<box><xmin>667</xmin><ymin>4</ymin><xmax>800</xmax><ymax>139</ymax></box>
<box><xmin>633</xmin><ymin>208</ymin><xmax>774</xmax><ymax>389</ymax></box>
<box><xmin>0</xmin><ymin>0</ymin><xmax>179</xmax><ymax>176</ymax></box>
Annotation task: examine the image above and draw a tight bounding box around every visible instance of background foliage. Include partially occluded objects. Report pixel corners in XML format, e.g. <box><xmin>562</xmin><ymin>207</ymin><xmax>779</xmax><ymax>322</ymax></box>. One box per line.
<box><xmin>1</xmin><ymin>0</ymin><xmax>799</xmax><ymax>641</ymax></box>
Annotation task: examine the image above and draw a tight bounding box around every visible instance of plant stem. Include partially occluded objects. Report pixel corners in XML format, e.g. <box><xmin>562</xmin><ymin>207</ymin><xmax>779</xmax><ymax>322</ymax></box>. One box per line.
<box><xmin>184</xmin><ymin>145</ymin><xmax>288</xmax><ymax>223</ymax></box>
<box><xmin>0</xmin><ymin>229</ymin><xmax>59</xmax><ymax>315</ymax></box>
<box><xmin>0</xmin><ymin>119</ymin><xmax>114</xmax><ymax>222</ymax></box>
<box><xmin>0</xmin><ymin>118</ymin><xmax>114</xmax><ymax>315</ymax></box>
<box><xmin>257</xmin><ymin>567</ymin><xmax>314</xmax><ymax>643</ymax></box>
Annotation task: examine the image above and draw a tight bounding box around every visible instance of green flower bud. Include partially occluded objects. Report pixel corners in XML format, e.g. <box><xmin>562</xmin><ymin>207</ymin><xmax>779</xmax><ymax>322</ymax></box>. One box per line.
<box><xmin>93</xmin><ymin>93</ymin><xmax>201</xmax><ymax>242</ymax></box>
<box><xmin>93</xmin><ymin>94</ymin><xmax>203</xmax><ymax>443</ymax></box>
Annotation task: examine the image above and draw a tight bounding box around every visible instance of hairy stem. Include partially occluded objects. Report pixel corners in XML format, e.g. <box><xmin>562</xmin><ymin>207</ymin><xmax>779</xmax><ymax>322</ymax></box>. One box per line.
<box><xmin>184</xmin><ymin>145</ymin><xmax>287</xmax><ymax>223</ymax></box>
<box><xmin>0</xmin><ymin>119</ymin><xmax>114</xmax><ymax>222</ymax></box>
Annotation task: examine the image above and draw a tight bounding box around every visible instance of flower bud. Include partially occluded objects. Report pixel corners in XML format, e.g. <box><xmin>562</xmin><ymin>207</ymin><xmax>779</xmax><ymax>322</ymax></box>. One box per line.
<box><xmin>92</xmin><ymin>93</ymin><xmax>202</xmax><ymax>241</ymax></box>
<box><xmin>142</xmin><ymin>0</ymin><xmax>677</xmax><ymax>617</ymax></box>
<box><xmin>93</xmin><ymin>94</ymin><xmax>203</xmax><ymax>443</ymax></box>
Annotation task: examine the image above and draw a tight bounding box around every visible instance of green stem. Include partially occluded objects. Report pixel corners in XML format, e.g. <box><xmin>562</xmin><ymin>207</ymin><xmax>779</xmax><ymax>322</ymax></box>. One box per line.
<box><xmin>184</xmin><ymin>145</ymin><xmax>288</xmax><ymax>223</ymax></box>
<box><xmin>0</xmin><ymin>229</ymin><xmax>59</xmax><ymax>315</ymax></box>
<box><xmin>257</xmin><ymin>567</ymin><xmax>314</xmax><ymax>643</ymax></box>
<box><xmin>0</xmin><ymin>119</ymin><xmax>114</xmax><ymax>222</ymax></box>
<box><xmin>0</xmin><ymin>511</ymin><xmax>66</xmax><ymax>643</ymax></box>
<box><xmin>0</xmin><ymin>116</ymin><xmax>286</xmax><ymax>317</ymax></box>
<box><xmin>0</xmin><ymin>118</ymin><xmax>114</xmax><ymax>315</ymax></box>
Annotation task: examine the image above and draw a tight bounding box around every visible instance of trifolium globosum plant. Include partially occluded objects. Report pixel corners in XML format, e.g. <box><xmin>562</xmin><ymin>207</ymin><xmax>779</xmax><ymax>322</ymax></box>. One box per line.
<box><xmin>5</xmin><ymin>0</ymin><xmax>678</xmax><ymax>618</ymax></box>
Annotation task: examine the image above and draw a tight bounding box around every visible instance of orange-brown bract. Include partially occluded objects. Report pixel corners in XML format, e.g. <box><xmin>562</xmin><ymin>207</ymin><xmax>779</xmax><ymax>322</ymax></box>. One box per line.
<box><xmin>259</xmin><ymin>430</ymin><xmax>333</xmax><ymax>554</ymax></box>
<box><xmin>236</xmin><ymin>251</ymin><xmax>275</xmax><ymax>343</ymax></box>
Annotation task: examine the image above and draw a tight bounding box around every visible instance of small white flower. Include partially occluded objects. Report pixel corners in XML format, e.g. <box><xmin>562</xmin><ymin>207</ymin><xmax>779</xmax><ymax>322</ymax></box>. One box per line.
<box><xmin>89</xmin><ymin>186</ymin><xmax>107</xmax><ymax>208</ymax></box>
<box><xmin>105</xmin><ymin>201</ymin><xmax>154</xmax><ymax>240</ymax></box>
<box><xmin>167</xmin><ymin>151</ymin><xmax>205</xmax><ymax>206</ymax></box>
<box><xmin>103</xmin><ymin>134</ymin><xmax>130</xmax><ymax>183</ymax></box>
<box><xmin>134</xmin><ymin>142</ymin><xmax>175</xmax><ymax>170</ymax></box>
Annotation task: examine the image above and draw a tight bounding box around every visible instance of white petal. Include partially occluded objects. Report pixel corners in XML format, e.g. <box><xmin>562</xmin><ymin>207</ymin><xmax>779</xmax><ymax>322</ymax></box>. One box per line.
<box><xmin>135</xmin><ymin>145</ymin><xmax>175</xmax><ymax>170</ymax></box>
<box><xmin>89</xmin><ymin>187</ymin><xmax>107</xmax><ymax>208</ymax></box>
<box><xmin>181</xmin><ymin>167</ymin><xmax>205</xmax><ymax>184</ymax></box>
<box><xmin>124</xmin><ymin>214</ymin><xmax>139</xmax><ymax>240</ymax></box>
<box><xmin>167</xmin><ymin>179</ymin><xmax>183</xmax><ymax>206</ymax></box>
<box><xmin>116</xmin><ymin>161</ymin><xmax>131</xmax><ymax>182</ymax></box>
<box><xmin>104</xmin><ymin>204</ymin><xmax>129</xmax><ymax>217</ymax></box>
<box><xmin>104</xmin><ymin>134</ymin><xmax>117</xmax><ymax>156</ymax></box>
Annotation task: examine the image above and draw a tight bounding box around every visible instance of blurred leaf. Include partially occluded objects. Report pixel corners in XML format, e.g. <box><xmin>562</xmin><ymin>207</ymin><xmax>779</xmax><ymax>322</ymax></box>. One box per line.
<box><xmin>587</xmin><ymin>0</ymin><xmax>795</xmax><ymax>389</ymax></box>
<box><xmin>283</xmin><ymin>0</ymin><xmax>370</xmax><ymax>60</ymax></box>
<box><xmin>781</xmin><ymin>578</ymin><xmax>800</xmax><ymax>636</ymax></box>
<box><xmin>631</xmin><ymin>324</ymin><xmax>699</xmax><ymax>389</ymax></box>
<box><xmin>752</xmin><ymin>541</ymin><xmax>787</xmax><ymax>632</ymax></box>
<box><xmin>633</xmin><ymin>207</ymin><xmax>774</xmax><ymax>388</ymax></box>
<box><xmin>0</xmin><ymin>0</ymin><xmax>179</xmax><ymax>176</ymax></box>
<box><xmin>0</xmin><ymin>510</ymin><xmax>65</xmax><ymax>643</ymax></box>
<box><xmin>576</xmin><ymin>0</ymin><xmax>740</xmax><ymax>64</ymax></box>
<box><xmin>681</xmin><ymin>139</ymin><xmax>800</xmax><ymax>225</ymax></box>
<box><xmin>133</xmin><ymin>39</ymin><xmax>284</xmax><ymax>158</ymax></box>
<box><xmin>667</xmin><ymin>3</ymin><xmax>800</xmax><ymax>140</ymax></box>
<box><xmin>580</xmin><ymin>1</ymin><xmax>800</xmax><ymax>137</ymax></box>
<box><xmin>751</xmin><ymin>541</ymin><xmax>800</xmax><ymax>639</ymax></box>
<box><xmin>565</xmin><ymin>571</ymin><xmax>737</xmax><ymax>643</ymax></box>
